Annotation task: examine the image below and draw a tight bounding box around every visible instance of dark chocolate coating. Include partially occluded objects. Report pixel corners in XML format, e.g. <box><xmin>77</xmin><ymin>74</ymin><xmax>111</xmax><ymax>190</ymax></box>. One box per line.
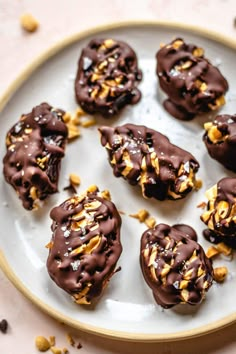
<box><xmin>201</xmin><ymin>177</ymin><xmax>236</xmax><ymax>247</ymax></box>
<box><xmin>75</xmin><ymin>38</ymin><xmax>142</xmax><ymax>117</ymax></box>
<box><xmin>99</xmin><ymin>123</ymin><xmax>199</xmax><ymax>200</ymax></box>
<box><xmin>172</xmin><ymin>224</ymin><xmax>197</xmax><ymax>241</ymax></box>
<box><xmin>203</xmin><ymin>114</ymin><xmax>236</xmax><ymax>172</ymax></box>
<box><xmin>140</xmin><ymin>223</ymin><xmax>213</xmax><ymax>308</ymax></box>
<box><xmin>3</xmin><ymin>102</ymin><xmax>68</xmax><ymax>210</ymax></box>
<box><xmin>156</xmin><ymin>38</ymin><xmax>228</xmax><ymax>120</ymax></box>
<box><xmin>46</xmin><ymin>188</ymin><xmax>122</xmax><ymax>304</ymax></box>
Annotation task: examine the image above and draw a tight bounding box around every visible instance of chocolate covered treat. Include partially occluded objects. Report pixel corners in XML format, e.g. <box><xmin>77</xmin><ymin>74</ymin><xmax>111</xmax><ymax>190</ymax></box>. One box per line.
<box><xmin>46</xmin><ymin>186</ymin><xmax>122</xmax><ymax>305</ymax></box>
<box><xmin>99</xmin><ymin>123</ymin><xmax>200</xmax><ymax>201</ymax></box>
<box><xmin>75</xmin><ymin>38</ymin><xmax>142</xmax><ymax>117</ymax></box>
<box><xmin>3</xmin><ymin>102</ymin><xmax>68</xmax><ymax>210</ymax></box>
<box><xmin>203</xmin><ymin>114</ymin><xmax>236</xmax><ymax>172</ymax></box>
<box><xmin>140</xmin><ymin>223</ymin><xmax>213</xmax><ymax>308</ymax></box>
<box><xmin>156</xmin><ymin>38</ymin><xmax>228</xmax><ymax>120</ymax></box>
<box><xmin>201</xmin><ymin>178</ymin><xmax>236</xmax><ymax>247</ymax></box>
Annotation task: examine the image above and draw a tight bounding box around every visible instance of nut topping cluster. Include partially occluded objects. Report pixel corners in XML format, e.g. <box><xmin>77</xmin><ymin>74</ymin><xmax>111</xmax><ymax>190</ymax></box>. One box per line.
<box><xmin>75</xmin><ymin>38</ymin><xmax>142</xmax><ymax>117</ymax></box>
<box><xmin>203</xmin><ymin>114</ymin><xmax>236</xmax><ymax>172</ymax></box>
<box><xmin>46</xmin><ymin>186</ymin><xmax>122</xmax><ymax>305</ymax></box>
<box><xmin>156</xmin><ymin>38</ymin><xmax>228</xmax><ymax>120</ymax></box>
<box><xmin>140</xmin><ymin>223</ymin><xmax>213</xmax><ymax>308</ymax></box>
<box><xmin>3</xmin><ymin>102</ymin><xmax>68</xmax><ymax>210</ymax></box>
<box><xmin>201</xmin><ymin>178</ymin><xmax>236</xmax><ymax>247</ymax></box>
<box><xmin>99</xmin><ymin>123</ymin><xmax>200</xmax><ymax>200</ymax></box>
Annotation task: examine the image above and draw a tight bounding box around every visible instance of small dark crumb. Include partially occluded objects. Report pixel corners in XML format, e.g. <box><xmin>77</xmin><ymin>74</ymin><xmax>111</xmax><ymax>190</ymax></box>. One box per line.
<box><xmin>77</xmin><ymin>342</ymin><xmax>83</xmax><ymax>349</ymax></box>
<box><xmin>63</xmin><ymin>183</ymin><xmax>77</xmax><ymax>194</ymax></box>
<box><xmin>0</xmin><ymin>319</ymin><xmax>8</xmax><ymax>333</ymax></box>
<box><xmin>234</xmin><ymin>17</ymin><xmax>236</xmax><ymax>27</ymax></box>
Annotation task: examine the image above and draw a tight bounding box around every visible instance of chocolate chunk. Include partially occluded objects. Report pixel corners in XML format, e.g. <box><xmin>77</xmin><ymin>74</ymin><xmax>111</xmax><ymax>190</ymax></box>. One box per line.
<box><xmin>203</xmin><ymin>114</ymin><xmax>236</xmax><ymax>172</ymax></box>
<box><xmin>99</xmin><ymin>123</ymin><xmax>199</xmax><ymax>200</ymax></box>
<box><xmin>201</xmin><ymin>178</ymin><xmax>236</xmax><ymax>247</ymax></box>
<box><xmin>46</xmin><ymin>186</ymin><xmax>122</xmax><ymax>304</ymax></box>
<box><xmin>156</xmin><ymin>38</ymin><xmax>228</xmax><ymax>120</ymax></box>
<box><xmin>0</xmin><ymin>319</ymin><xmax>8</xmax><ymax>334</ymax></box>
<box><xmin>3</xmin><ymin>102</ymin><xmax>68</xmax><ymax>210</ymax></box>
<box><xmin>75</xmin><ymin>38</ymin><xmax>142</xmax><ymax>117</ymax></box>
<box><xmin>140</xmin><ymin>223</ymin><xmax>213</xmax><ymax>308</ymax></box>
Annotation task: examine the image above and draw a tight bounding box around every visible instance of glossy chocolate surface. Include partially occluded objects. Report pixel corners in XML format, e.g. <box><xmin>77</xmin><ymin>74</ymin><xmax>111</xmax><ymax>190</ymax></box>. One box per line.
<box><xmin>46</xmin><ymin>188</ymin><xmax>122</xmax><ymax>304</ymax></box>
<box><xmin>75</xmin><ymin>38</ymin><xmax>142</xmax><ymax>117</ymax></box>
<box><xmin>203</xmin><ymin>114</ymin><xmax>236</xmax><ymax>172</ymax></box>
<box><xmin>3</xmin><ymin>102</ymin><xmax>68</xmax><ymax>210</ymax></box>
<box><xmin>99</xmin><ymin>123</ymin><xmax>199</xmax><ymax>200</ymax></box>
<box><xmin>156</xmin><ymin>38</ymin><xmax>228</xmax><ymax>120</ymax></box>
<box><xmin>140</xmin><ymin>223</ymin><xmax>213</xmax><ymax>308</ymax></box>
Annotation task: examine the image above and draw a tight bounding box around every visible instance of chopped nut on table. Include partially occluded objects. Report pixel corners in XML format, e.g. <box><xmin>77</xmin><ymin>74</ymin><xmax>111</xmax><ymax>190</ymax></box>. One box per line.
<box><xmin>35</xmin><ymin>336</ymin><xmax>51</xmax><ymax>352</ymax></box>
<box><xmin>20</xmin><ymin>13</ymin><xmax>39</xmax><ymax>32</ymax></box>
<box><xmin>213</xmin><ymin>266</ymin><xmax>228</xmax><ymax>283</ymax></box>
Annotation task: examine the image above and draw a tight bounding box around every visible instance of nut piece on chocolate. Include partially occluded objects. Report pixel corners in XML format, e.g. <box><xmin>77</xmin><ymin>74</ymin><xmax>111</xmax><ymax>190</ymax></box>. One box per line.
<box><xmin>156</xmin><ymin>38</ymin><xmax>228</xmax><ymax>120</ymax></box>
<box><xmin>99</xmin><ymin>124</ymin><xmax>200</xmax><ymax>201</ymax></box>
<box><xmin>46</xmin><ymin>186</ymin><xmax>122</xmax><ymax>305</ymax></box>
<box><xmin>75</xmin><ymin>38</ymin><xmax>142</xmax><ymax>117</ymax></box>
<box><xmin>140</xmin><ymin>223</ymin><xmax>213</xmax><ymax>308</ymax></box>
<box><xmin>201</xmin><ymin>178</ymin><xmax>236</xmax><ymax>248</ymax></box>
<box><xmin>3</xmin><ymin>102</ymin><xmax>68</xmax><ymax>210</ymax></box>
<box><xmin>203</xmin><ymin>114</ymin><xmax>236</xmax><ymax>172</ymax></box>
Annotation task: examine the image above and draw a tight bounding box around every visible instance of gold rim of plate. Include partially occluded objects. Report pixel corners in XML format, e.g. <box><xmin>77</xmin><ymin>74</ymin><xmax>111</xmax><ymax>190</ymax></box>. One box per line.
<box><xmin>0</xmin><ymin>21</ymin><xmax>236</xmax><ymax>342</ymax></box>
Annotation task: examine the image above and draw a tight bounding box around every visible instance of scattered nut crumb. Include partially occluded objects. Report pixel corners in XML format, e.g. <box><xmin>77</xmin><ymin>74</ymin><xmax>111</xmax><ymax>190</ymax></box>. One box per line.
<box><xmin>215</xmin><ymin>242</ymin><xmax>232</xmax><ymax>256</ymax></box>
<box><xmin>69</xmin><ymin>173</ymin><xmax>81</xmax><ymax>186</ymax></box>
<box><xmin>66</xmin><ymin>333</ymin><xmax>75</xmax><ymax>347</ymax></box>
<box><xmin>35</xmin><ymin>336</ymin><xmax>51</xmax><ymax>352</ymax></box>
<box><xmin>144</xmin><ymin>216</ymin><xmax>156</xmax><ymax>228</ymax></box>
<box><xmin>45</xmin><ymin>241</ymin><xmax>53</xmax><ymax>249</ymax></box>
<box><xmin>0</xmin><ymin>319</ymin><xmax>8</xmax><ymax>334</ymax></box>
<box><xmin>20</xmin><ymin>13</ymin><xmax>39</xmax><ymax>32</ymax></box>
<box><xmin>67</xmin><ymin>123</ymin><xmax>81</xmax><ymax>140</ymax></box>
<box><xmin>50</xmin><ymin>347</ymin><xmax>62</xmax><ymax>354</ymax></box>
<box><xmin>62</xmin><ymin>348</ymin><xmax>69</xmax><ymax>354</ymax></box>
<box><xmin>63</xmin><ymin>112</ymin><xmax>72</xmax><ymax>123</ymax></box>
<box><xmin>129</xmin><ymin>209</ymin><xmax>150</xmax><ymax>222</ymax></box>
<box><xmin>87</xmin><ymin>185</ymin><xmax>98</xmax><ymax>193</ymax></box>
<box><xmin>206</xmin><ymin>246</ymin><xmax>220</xmax><ymax>259</ymax></box>
<box><xmin>81</xmin><ymin>117</ymin><xmax>97</xmax><ymax>128</ymax></box>
<box><xmin>195</xmin><ymin>179</ymin><xmax>203</xmax><ymax>190</ymax></box>
<box><xmin>213</xmin><ymin>266</ymin><xmax>228</xmax><ymax>282</ymax></box>
<box><xmin>49</xmin><ymin>336</ymin><xmax>56</xmax><ymax>347</ymax></box>
<box><xmin>197</xmin><ymin>201</ymin><xmax>207</xmax><ymax>209</ymax></box>
<box><xmin>100</xmin><ymin>189</ymin><xmax>111</xmax><ymax>201</ymax></box>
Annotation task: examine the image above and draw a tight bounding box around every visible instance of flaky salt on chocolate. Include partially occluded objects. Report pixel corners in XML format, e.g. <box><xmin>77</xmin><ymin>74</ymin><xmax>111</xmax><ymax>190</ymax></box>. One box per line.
<box><xmin>75</xmin><ymin>38</ymin><xmax>142</xmax><ymax>117</ymax></box>
<box><xmin>99</xmin><ymin>123</ymin><xmax>199</xmax><ymax>201</ymax></box>
<box><xmin>140</xmin><ymin>223</ymin><xmax>213</xmax><ymax>308</ymax></box>
<box><xmin>201</xmin><ymin>178</ymin><xmax>236</xmax><ymax>248</ymax></box>
<box><xmin>203</xmin><ymin>114</ymin><xmax>236</xmax><ymax>172</ymax></box>
<box><xmin>46</xmin><ymin>186</ymin><xmax>122</xmax><ymax>305</ymax></box>
<box><xmin>3</xmin><ymin>102</ymin><xmax>68</xmax><ymax>210</ymax></box>
<box><xmin>156</xmin><ymin>38</ymin><xmax>228</xmax><ymax>120</ymax></box>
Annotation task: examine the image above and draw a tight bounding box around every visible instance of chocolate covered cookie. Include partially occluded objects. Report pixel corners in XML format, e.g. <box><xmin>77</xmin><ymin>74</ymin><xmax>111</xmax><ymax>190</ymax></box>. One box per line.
<box><xmin>140</xmin><ymin>223</ymin><xmax>213</xmax><ymax>308</ymax></box>
<box><xmin>3</xmin><ymin>102</ymin><xmax>68</xmax><ymax>210</ymax></box>
<box><xmin>156</xmin><ymin>38</ymin><xmax>228</xmax><ymax>120</ymax></box>
<box><xmin>46</xmin><ymin>186</ymin><xmax>122</xmax><ymax>305</ymax></box>
<box><xmin>201</xmin><ymin>178</ymin><xmax>236</xmax><ymax>247</ymax></box>
<box><xmin>75</xmin><ymin>38</ymin><xmax>142</xmax><ymax>117</ymax></box>
<box><xmin>99</xmin><ymin>123</ymin><xmax>200</xmax><ymax>201</ymax></box>
<box><xmin>203</xmin><ymin>114</ymin><xmax>236</xmax><ymax>172</ymax></box>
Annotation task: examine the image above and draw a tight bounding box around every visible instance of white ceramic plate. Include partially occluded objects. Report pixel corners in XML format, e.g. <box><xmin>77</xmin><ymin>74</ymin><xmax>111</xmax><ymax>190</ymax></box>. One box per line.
<box><xmin>1</xmin><ymin>22</ymin><xmax>236</xmax><ymax>342</ymax></box>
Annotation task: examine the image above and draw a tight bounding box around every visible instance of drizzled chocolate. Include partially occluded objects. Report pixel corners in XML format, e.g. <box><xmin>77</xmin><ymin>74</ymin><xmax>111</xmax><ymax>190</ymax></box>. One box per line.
<box><xmin>201</xmin><ymin>178</ymin><xmax>236</xmax><ymax>247</ymax></box>
<box><xmin>99</xmin><ymin>123</ymin><xmax>199</xmax><ymax>200</ymax></box>
<box><xmin>3</xmin><ymin>102</ymin><xmax>68</xmax><ymax>210</ymax></box>
<box><xmin>203</xmin><ymin>114</ymin><xmax>236</xmax><ymax>172</ymax></box>
<box><xmin>46</xmin><ymin>187</ymin><xmax>122</xmax><ymax>305</ymax></box>
<box><xmin>140</xmin><ymin>223</ymin><xmax>213</xmax><ymax>308</ymax></box>
<box><xmin>75</xmin><ymin>38</ymin><xmax>142</xmax><ymax>117</ymax></box>
<box><xmin>156</xmin><ymin>38</ymin><xmax>228</xmax><ymax>120</ymax></box>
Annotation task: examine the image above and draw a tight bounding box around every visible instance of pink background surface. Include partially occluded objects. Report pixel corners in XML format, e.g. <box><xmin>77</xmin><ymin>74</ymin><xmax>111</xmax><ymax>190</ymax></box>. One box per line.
<box><xmin>1</xmin><ymin>0</ymin><xmax>236</xmax><ymax>353</ymax></box>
